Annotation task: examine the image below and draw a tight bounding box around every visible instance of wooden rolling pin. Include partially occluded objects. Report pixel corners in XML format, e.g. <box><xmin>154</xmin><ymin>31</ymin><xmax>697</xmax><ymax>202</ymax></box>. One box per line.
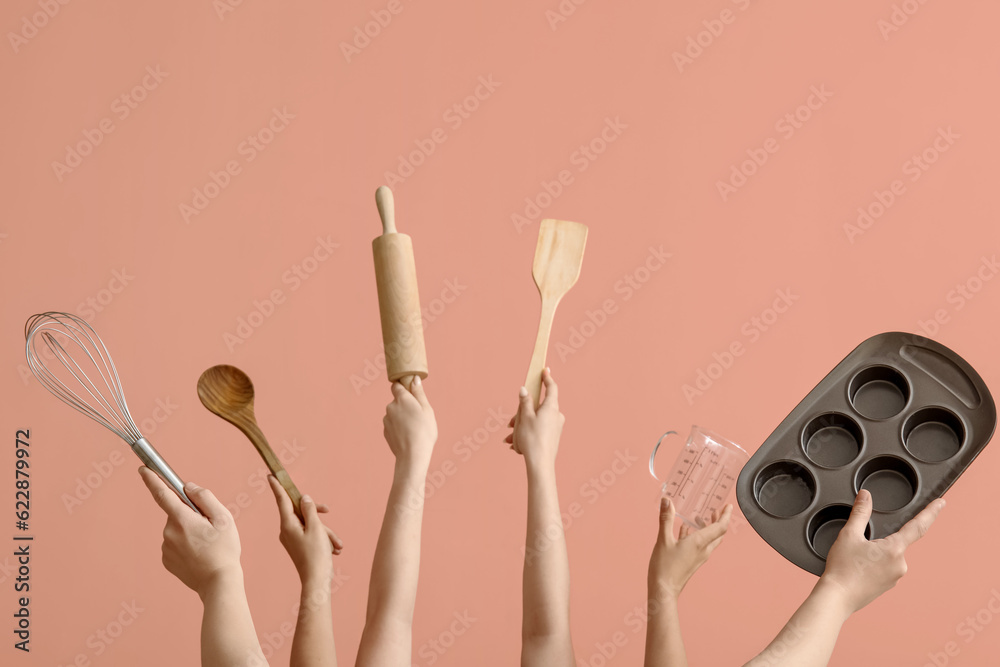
<box><xmin>373</xmin><ymin>186</ymin><xmax>428</xmax><ymax>389</ymax></box>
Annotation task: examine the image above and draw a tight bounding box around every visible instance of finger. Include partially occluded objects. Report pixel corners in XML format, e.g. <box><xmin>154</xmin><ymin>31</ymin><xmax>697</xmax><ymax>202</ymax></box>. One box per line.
<box><xmin>183</xmin><ymin>482</ymin><xmax>229</xmax><ymax>526</ymax></box>
<box><xmin>326</xmin><ymin>525</ymin><xmax>345</xmax><ymax>551</ymax></box>
<box><xmin>679</xmin><ymin>523</ymin><xmax>691</xmax><ymax>540</ymax></box>
<box><xmin>267</xmin><ymin>475</ymin><xmax>298</xmax><ymax>526</ymax></box>
<box><xmin>705</xmin><ymin>533</ymin><xmax>726</xmax><ymax>555</ymax></box>
<box><xmin>508</xmin><ymin>416</ymin><xmax>516</xmax><ymax>428</ymax></box>
<box><xmin>299</xmin><ymin>494</ymin><xmax>321</xmax><ymax>531</ymax></box>
<box><xmin>895</xmin><ymin>498</ymin><xmax>945</xmax><ymax>548</ymax></box>
<box><xmin>326</xmin><ymin>527</ymin><xmax>345</xmax><ymax>554</ymax></box>
<box><xmin>715</xmin><ymin>505</ymin><xmax>733</xmax><ymax>531</ymax></box>
<box><xmin>539</xmin><ymin>368</ymin><xmax>559</xmax><ymax>409</ymax></box>
<box><xmin>390</xmin><ymin>380</ymin><xmax>408</xmax><ymax>402</ymax></box>
<box><xmin>409</xmin><ymin>375</ymin><xmax>432</xmax><ymax>409</ymax></box>
<box><xmin>844</xmin><ymin>490</ymin><xmax>874</xmax><ymax>536</ymax></box>
<box><xmin>504</xmin><ymin>433</ymin><xmax>514</xmax><ymax>444</ymax></box>
<box><xmin>695</xmin><ymin>513</ymin><xmax>730</xmax><ymax>544</ymax></box>
<box><xmin>518</xmin><ymin>386</ymin><xmax>536</xmax><ymax>418</ymax></box>
<box><xmin>138</xmin><ymin>466</ymin><xmax>189</xmax><ymax>517</ymax></box>
<box><xmin>658</xmin><ymin>497</ymin><xmax>676</xmax><ymax>544</ymax></box>
<box><xmin>316</xmin><ymin>503</ymin><xmax>330</xmax><ymax>513</ymax></box>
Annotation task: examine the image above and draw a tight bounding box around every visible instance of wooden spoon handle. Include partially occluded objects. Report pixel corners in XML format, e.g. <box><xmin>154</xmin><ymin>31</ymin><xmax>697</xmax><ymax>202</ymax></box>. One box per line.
<box><xmin>242</xmin><ymin>420</ymin><xmax>305</xmax><ymax>521</ymax></box>
<box><xmin>524</xmin><ymin>297</ymin><xmax>557</xmax><ymax>409</ymax></box>
<box><xmin>272</xmin><ymin>467</ymin><xmax>304</xmax><ymax>521</ymax></box>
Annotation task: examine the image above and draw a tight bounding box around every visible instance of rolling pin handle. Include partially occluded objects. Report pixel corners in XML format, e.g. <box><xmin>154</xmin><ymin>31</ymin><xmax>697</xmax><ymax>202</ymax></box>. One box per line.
<box><xmin>375</xmin><ymin>186</ymin><xmax>397</xmax><ymax>234</ymax></box>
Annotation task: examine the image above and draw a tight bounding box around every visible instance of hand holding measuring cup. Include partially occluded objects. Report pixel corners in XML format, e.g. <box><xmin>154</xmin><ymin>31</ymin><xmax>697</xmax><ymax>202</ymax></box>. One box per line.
<box><xmin>650</xmin><ymin>426</ymin><xmax>749</xmax><ymax>527</ymax></box>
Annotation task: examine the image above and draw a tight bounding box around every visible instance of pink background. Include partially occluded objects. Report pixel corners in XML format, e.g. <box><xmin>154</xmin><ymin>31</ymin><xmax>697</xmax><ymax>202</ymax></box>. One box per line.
<box><xmin>3</xmin><ymin>0</ymin><xmax>1000</xmax><ymax>665</ymax></box>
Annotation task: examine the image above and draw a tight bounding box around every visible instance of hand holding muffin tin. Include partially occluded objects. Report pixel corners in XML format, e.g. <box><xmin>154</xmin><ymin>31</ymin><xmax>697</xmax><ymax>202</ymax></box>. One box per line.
<box><xmin>736</xmin><ymin>332</ymin><xmax>996</xmax><ymax>575</ymax></box>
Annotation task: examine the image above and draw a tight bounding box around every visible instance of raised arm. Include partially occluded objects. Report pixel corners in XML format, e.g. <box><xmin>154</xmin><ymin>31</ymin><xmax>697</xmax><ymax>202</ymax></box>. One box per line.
<box><xmin>138</xmin><ymin>466</ymin><xmax>267</xmax><ymax>667</ymax></box>
<box><xmin>268</xmin><ymin>476</ymin><xmax>344</xmax><ymax>667</ymax></box>
<box><xmin>644</xmin><ymin>497</ymin><xmax>731</xmax><ymax>667</ymax></box>
<box><xmin>356</xmin><ymin>377</ymin><xmax>438</xmax><ymax>667</ymax></box>
<box><xmin>506</xmin><ymin>368</ymin><xmax>575</xmax><ymax>667</ymax></box>
<box><xmin>743</xmin><ymin>489</ymin><xmax>945</xmax><ymax>667</ymax></box>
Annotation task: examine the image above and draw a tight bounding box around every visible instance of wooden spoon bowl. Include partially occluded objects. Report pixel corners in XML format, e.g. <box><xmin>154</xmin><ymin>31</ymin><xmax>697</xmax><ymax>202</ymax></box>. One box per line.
<box><xmin>197</xmin><ymin>364</ymin><xmax>304</xmax><ymax>519</ymax></box>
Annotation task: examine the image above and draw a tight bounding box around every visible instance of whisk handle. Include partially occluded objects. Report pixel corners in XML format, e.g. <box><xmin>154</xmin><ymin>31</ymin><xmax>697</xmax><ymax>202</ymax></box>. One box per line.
<box><xmin>132</xmin><ymin>437</ymin><xmax>202</xmax><ymax>515</ymax></box>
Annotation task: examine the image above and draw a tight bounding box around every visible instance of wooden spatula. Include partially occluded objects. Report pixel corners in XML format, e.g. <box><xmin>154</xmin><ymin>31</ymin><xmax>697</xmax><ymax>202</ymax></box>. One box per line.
<box><xmin>524</xmin><ymin>219</ymin><xmax>588</xmax><ymax>408</ymax></box>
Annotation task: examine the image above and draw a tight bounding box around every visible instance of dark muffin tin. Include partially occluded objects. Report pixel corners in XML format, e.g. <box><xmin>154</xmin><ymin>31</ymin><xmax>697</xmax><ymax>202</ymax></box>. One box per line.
<box><xmin>736</xmin><ymin>332</ymin><xmax>996</xmax><ymax>575</ymax></box>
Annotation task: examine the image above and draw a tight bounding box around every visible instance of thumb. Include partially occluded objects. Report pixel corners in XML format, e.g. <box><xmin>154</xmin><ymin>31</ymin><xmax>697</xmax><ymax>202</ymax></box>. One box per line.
<box><xmin>184</xmin><ymin>482</ymin><xmax>230</xmax><ymax>527</ymax></box>
<box><xmin>844</xmin><ymin>489</ymin><xmax>873</xmax><ymax>536</ymax></box>
<box><xmin>299</xmin><ymin>494</ymin><xmax>320</xmax><ymax>531</ymax></box>
<box><xmin>658</xmin><ymin>496</ymin><xmax>676</xmax><ymax>544</ymax></box>
<box><xmin>518</xmin><ymin>386</ymin><xmax>535</xmax><ymax>418</ymax></box>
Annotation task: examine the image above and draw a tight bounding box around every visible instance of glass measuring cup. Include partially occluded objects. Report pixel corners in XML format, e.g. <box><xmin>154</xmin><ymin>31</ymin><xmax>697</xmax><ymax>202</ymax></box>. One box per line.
<box><xmin>649</xmin><ymin>426</ymin><xmax>749</xmax><ymax>527</ymax></box>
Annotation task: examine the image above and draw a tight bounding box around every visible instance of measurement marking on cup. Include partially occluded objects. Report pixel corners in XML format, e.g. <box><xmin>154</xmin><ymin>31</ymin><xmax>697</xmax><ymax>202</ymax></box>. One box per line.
<box><xmin>653</xmin><ymin>428</ymin><xmax>748</xmax><ymax>525</ymax></box>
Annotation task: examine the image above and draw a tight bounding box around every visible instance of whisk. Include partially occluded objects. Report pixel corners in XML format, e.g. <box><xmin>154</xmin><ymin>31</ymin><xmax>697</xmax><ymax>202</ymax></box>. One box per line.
<box><xmin>25</xmin><ymin>312</ymin><xmax>200</xmax><ymax>513</ymax></box>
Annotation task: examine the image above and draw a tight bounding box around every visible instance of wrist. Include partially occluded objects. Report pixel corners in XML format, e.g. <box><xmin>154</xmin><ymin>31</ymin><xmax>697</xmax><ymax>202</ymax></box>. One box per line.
<box><xmin>525</xmin><ymin>462</ymin><xmax>557</xmax><ymax>486</ymax></box>
<box><xmin>394</xmin><ymin>451</ymin><xmax>432</xmax><ymax>479</ymax></box>
<box><xmin>197</xmin><ymin>564</ymin><xmax>245</xmax><ymax>602</ymax></box>
<box><xmin>300</xmin><ymin>573</ymin><xmax>332</xmax><ymax>598</ymax></box>
<box><xmin>811</xmin><ymin>576</ymin><xmax>855</xmax><ymax>622</ymax></box>
<box><xmin>648</xmin><ymin>577</ymin><xmax>682</xmax><ymax>603</ymax></box>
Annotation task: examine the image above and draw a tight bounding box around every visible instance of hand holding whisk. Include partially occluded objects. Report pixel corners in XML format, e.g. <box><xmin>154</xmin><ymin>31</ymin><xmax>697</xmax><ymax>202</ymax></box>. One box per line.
<box><xmin>25</xmin><ymin>312</ymin><xmax>200</xmax><ymax>513</ymax></box>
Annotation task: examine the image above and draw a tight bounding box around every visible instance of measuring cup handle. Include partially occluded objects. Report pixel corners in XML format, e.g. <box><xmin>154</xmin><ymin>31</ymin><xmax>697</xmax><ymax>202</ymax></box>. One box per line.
<box><xmin>649</xmin><ymin>430</ymin><xmax>679</xmax><ymax>481</ymax></box>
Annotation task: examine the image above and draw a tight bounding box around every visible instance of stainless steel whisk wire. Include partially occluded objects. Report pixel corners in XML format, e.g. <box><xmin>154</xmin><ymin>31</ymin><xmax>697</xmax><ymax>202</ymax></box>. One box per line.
<box><xmin>25</xmin><ymin>312</ymin><xmax>200</xmax><ymax>513</ymax></box>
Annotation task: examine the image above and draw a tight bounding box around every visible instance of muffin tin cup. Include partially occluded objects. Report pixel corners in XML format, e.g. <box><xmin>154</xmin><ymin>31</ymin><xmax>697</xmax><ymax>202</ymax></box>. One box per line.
<box><xmin>737</xmin><ymin>332</ymin><xmax>996</xmax><ymax>575</ymax></box>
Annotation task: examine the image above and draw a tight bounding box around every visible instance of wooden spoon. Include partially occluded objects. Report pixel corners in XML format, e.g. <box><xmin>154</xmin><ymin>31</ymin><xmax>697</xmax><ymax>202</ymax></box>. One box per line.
<box><xmin>197</xmin><ymin>364</ymin><xmax>304</xmax><ymax>520</ymax></box>
<box><xmin>524</xmin><ymin>219</ymin><xmax>588</xmax><ymax>408</ymax></box>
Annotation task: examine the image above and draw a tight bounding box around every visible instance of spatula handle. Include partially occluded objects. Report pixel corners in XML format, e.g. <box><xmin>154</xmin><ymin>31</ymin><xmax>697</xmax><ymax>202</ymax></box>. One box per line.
<box><xmin>524</xmin><ymin>298</ymin><xmax>557</xmax><ymax>409</ymax></box>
